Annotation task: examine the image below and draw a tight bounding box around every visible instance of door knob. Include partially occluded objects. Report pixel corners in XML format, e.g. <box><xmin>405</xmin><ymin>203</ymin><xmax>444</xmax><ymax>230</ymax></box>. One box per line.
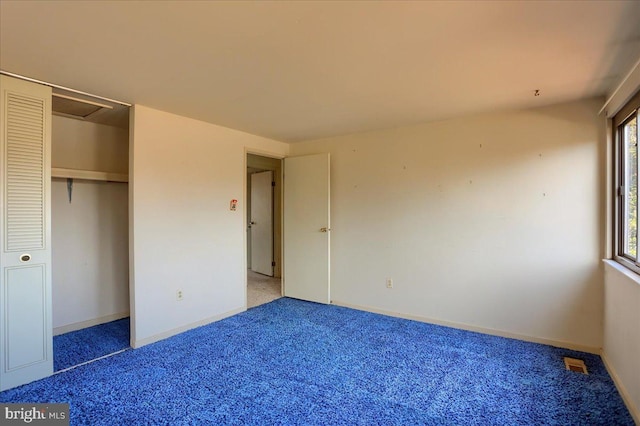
<box><xmin>320</xmin><ymin>227</ymin><xmax>330</xmax><ymax>232</ymax></box>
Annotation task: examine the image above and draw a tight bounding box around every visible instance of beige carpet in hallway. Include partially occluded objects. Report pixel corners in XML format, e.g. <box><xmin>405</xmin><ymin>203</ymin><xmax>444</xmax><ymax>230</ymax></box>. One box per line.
<box><xmin>247</xmin><ymin>270</ymin><xmax>282</xmax><ymax>308</ymax></box>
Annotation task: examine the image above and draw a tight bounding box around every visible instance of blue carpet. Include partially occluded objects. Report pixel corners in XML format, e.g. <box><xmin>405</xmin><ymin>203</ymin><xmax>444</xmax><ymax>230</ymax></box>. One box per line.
<box><xmin>54</xmin><ymin>318</ymin><xmax>130</xmax><ymax>371</ymax></box>
<box><xmin>1</xmin><ymin>299</ymin><xmax>633</xmax><ymax>425</ymax></box>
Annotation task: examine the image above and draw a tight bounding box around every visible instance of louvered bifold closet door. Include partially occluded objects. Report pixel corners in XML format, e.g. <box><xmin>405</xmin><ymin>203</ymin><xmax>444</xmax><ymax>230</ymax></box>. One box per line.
<box><xmin>6</xmin><ymin>92</ymin><xmax>46</xmax><ymax>250</ymax></box>
<box><xmin>0</xmin><ymin>75</ymin><xmax>53</xmax><ymax>391</ymax></box>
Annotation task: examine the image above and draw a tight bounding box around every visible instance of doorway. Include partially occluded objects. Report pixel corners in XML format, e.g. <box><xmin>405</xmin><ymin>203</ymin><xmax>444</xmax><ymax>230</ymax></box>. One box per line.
<box><xmin>247</xmin><ymin>153</ymin><xmax>283</xmax><ymax>308</ymax></box>
<box><xmin>50</xmin><ymin>88</ymin><xmax>131</xmax><ymax>371</ymax></box>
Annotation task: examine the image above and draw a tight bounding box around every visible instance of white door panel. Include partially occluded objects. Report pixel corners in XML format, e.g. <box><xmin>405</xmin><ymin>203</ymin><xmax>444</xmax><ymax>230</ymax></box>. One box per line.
<box><xmin>6</xmin><ymin>266</ymin><xmax>47</xmax><ymax>370</ymax></box>
<box><xmin>283</xmin><ymin>153</ymin><xmax>330</xmax><ymax>304</ymax></box>
<box><xmin>250</xmin><ymin>171</ymin><xmax>273</xmax><ymax>276</ymax></box>
<box><xmin>0</xmin><ymin>75</ymin><xmax>53</xmax><ymax>391</ymax></box>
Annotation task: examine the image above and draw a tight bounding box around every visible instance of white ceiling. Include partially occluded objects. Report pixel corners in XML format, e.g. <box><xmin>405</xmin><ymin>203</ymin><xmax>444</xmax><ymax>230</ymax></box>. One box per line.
<box><xmin>1</xmin><ymin>1</ymin><xmax>640</xmax><ymax>142</ymax></box>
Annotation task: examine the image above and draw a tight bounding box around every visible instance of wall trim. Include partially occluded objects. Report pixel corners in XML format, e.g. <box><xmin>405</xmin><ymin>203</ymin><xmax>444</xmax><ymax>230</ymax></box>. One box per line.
<box><xmin>601</xmin><ymin>351</ymin><xmax>640</xmax><ymax>424</ymax></box>
<box><xmin>131</xmin><ymin>306</ymin><xmax>245</xmax><ymax>349</ymax></box>
<box><xmin>331</xmin><ymin>300</ymin><xmax>601</xmax><ymax>354</ymax></box>
<box><xmin>53</xmin><ymin>311</ymin><xmax>129</xmax><ymax>336</ymax></box>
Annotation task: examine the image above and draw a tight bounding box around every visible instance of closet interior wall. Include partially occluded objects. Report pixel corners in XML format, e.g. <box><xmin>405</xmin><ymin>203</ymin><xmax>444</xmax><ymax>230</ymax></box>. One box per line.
<box><xmin>51</xmin><ymin>114</ymin><xmax>130</xmax><ymax>335</ymax></box>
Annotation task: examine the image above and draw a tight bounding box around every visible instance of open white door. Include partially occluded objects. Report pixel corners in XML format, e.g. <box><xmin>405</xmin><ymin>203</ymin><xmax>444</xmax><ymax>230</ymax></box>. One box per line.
<box><xmin>0</xmin><ymin>75</ymin><xmax>53</xmax><ymax>390</ymax></box>
<box><xmin>250</xmin><ymin>171</ymin><xmax>273</xmax><ymax>276</ymax></box>
<box><xmin>283</xmin><ymin>153</ymin><xmax>330</xmax><ymax>304</ymax></box>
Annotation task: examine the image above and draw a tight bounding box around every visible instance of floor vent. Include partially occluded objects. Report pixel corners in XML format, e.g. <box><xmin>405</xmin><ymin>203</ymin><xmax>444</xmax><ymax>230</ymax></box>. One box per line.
<box><xmin>564</xmin><ymin>357</ymin><xmax>588</xmax><ymax>374</ymax></box>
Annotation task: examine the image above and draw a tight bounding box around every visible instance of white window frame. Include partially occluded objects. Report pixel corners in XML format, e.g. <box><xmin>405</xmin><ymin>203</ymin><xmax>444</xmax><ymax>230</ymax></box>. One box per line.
<box><xmin>613</xmin><ymin>90</ymin><xmax>640</xmax><ymax>274</ymax></box>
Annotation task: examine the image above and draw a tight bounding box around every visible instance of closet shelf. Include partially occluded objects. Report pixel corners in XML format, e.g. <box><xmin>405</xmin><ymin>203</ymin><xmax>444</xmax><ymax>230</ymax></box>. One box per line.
<box><xmin>51</xmin><ymin>168</ymin><xmax>128</xmax><ymax>183</ymax></box>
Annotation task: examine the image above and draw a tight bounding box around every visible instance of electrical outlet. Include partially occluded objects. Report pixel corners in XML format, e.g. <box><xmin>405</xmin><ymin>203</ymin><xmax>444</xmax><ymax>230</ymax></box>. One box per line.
<box><xmin>386</xmin><ymin>278</ymin><xmax>393</xmax><ymax>288</ymax></box>
<box><xmin>176</xmin><ymin>289</ymin><xmax>184</xmax><ymax>301</ymax></box>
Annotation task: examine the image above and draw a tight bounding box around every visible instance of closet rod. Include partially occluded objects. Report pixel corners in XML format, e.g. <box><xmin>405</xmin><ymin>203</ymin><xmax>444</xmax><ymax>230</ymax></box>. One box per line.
<box><xmin>0</xmin><ymin>70</ymin><xmax>131</xmax><ymax>107</ymax></box>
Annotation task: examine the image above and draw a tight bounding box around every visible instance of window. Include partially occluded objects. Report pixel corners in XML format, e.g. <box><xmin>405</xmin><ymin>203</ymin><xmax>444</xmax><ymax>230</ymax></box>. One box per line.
<box><xmin>614</xmin><ymin>90</ymin><xmax>640</xmax><ymax>272</ymax></box>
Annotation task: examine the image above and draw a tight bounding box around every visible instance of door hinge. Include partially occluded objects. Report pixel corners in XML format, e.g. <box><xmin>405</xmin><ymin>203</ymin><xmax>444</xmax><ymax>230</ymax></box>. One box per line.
<box><xmin>272</xmin><ymin>261</ymin><xmax>276</xmax><ymax>266</ymax></box>
<box><xmin>272</xmin><ymin>181</ymin><xmax>276</xmax><ymax>187</ymax></box>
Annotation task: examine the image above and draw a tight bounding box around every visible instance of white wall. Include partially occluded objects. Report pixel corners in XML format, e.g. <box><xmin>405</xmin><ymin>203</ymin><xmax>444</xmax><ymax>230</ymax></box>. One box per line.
<box><xmin>129</xmin><ymin>105</ymin><xmax>289</xmax><ymax>347</ymax></box>
<box><xmin>52</xmin><ymin>115</ymin><xmax>128</xmax><ymax>174</ymax></box>
<box><xmin>291</xmin><ymin>98</ymin><xmax>605</xmax><ymax>351</ymax></box>
<box><xmin>51</xmin><ymin>180</ymin><xmax>129</xmax><ymax>331</ymax></box>
<box><xmin>51</xmin><ymin>115</ymin><xmax>129</xmax><ymax>332</ymax></box>
<box><xmin>602</xmin><ymin>262</ymin><xmax>640</xmax><ymax>422</ymax></box>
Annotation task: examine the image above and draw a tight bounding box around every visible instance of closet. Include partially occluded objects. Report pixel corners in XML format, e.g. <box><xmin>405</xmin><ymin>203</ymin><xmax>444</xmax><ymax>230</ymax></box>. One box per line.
<box><xmin>49</xmin><ymin>89</ymin><xmax>130</xmax><ymax>337</ymax></box>
<box><xmin>0</xmin><ymin>74</ymin><xmax>130</xmax><ymax>390</ymax></box>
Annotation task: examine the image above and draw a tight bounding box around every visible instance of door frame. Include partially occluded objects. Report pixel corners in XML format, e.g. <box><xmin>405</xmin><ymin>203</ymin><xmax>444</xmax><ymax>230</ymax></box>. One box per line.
<box><xmin>244</xmin><ymin>149</ymin><xmax>284</xmax><ymax>303</ymax></box>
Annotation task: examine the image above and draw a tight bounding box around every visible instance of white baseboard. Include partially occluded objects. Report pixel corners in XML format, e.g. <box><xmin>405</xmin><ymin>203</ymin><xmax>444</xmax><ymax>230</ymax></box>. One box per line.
<box><xmin>601</xmin><ymin>351</ymin><xmax>640</xmax><ymax>424</ymax></box>
<box><xmin>331</xmin><ymin>300</ymin><xmax>601</xmax><ymax>354</ymax></box>
<box><xmin>53</xmin><ymin>311</ymin><xmax>130</xmax><ymax>336</ymax></box>
<box><xmin>131</xmin><ymin>306</ymin><xmax>245</xmax><ymax>349</ymax></box>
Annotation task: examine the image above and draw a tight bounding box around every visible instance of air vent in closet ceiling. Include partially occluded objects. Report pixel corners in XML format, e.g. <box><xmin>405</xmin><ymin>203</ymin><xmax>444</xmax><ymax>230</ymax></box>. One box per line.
<box><xmin>52</xmin><ymin>93</ymin><xmax>113</xmax><ymax>118</ymax></box>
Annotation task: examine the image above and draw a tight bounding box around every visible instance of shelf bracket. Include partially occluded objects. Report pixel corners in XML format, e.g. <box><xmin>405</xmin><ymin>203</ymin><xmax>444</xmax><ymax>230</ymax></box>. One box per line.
<box><xmin>67</xmin><ymin>178</ymin><xmax>73</xmax><ymax>203</ymax></box>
